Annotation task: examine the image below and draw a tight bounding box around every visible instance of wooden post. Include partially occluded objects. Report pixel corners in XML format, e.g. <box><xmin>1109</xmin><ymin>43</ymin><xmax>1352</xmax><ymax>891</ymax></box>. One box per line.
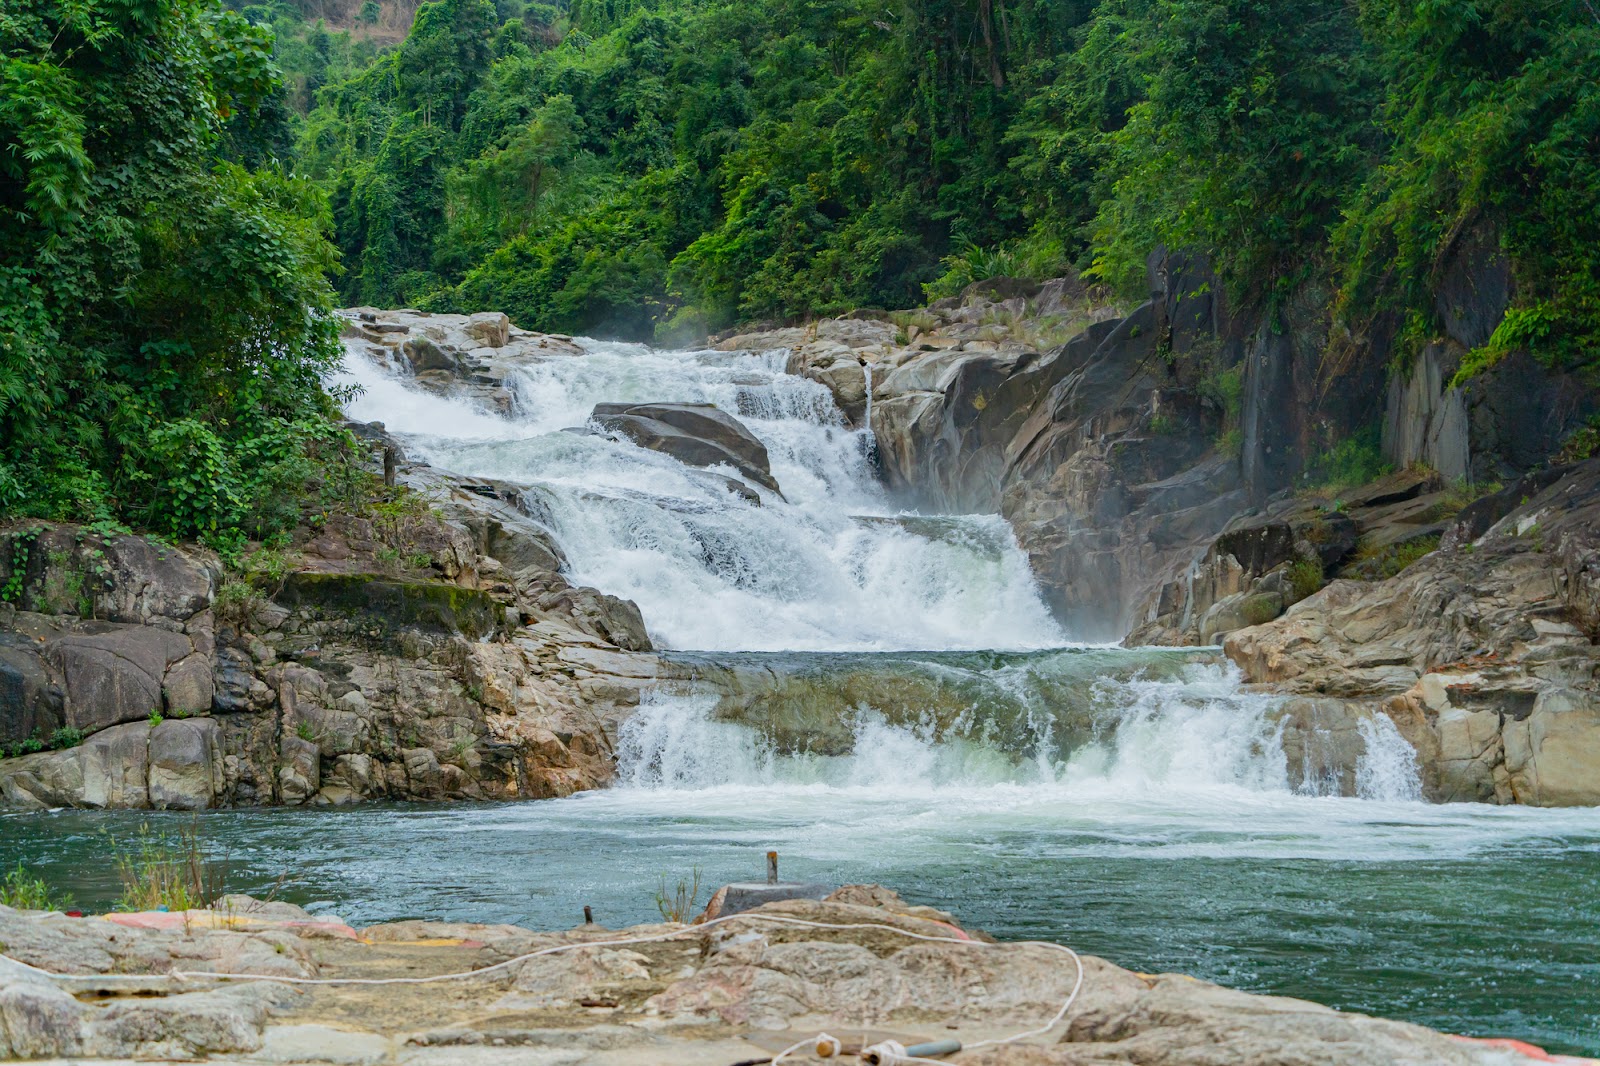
<box><xmin>583</xmin><ymin>905</ymin><xmax>593</xmax><ymax>925</ymax></box>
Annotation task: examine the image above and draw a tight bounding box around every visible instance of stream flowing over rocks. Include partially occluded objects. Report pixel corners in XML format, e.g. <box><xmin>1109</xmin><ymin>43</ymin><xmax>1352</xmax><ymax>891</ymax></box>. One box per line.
<box><xmin>2</xmin><ymin>270</ymin><xmax>1598</xmax><ymax>810</ymax></box>
<box><xmin>2</xmin><ymin>288</ymin><xmax>1600</xmax><ymax>1062</ymax></box>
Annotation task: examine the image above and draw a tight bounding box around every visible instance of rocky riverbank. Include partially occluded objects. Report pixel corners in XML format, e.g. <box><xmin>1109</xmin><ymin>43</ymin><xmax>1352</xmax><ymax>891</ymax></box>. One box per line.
<box><xmin>0</xmin><ymin>311</ymin><xmax>685</xmax><ymax>809</ymax></box>
<box><xmin>3</xmin><ymin>285</ymin><xmax>1597</xmax><ymax>810</ymax></box>
<box><xmin>0</xmin><ymin>885</ymin><xmax>1583</xmax><ymax>1065</ymax></box>
<box><xmin>721</xmin><ymin>255</ymin><xmax>1599</xmax><ymax>806</ymax></box>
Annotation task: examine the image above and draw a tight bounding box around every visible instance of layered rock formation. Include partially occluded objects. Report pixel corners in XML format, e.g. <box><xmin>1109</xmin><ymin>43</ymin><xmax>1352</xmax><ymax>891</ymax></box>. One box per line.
<box><xmin>0</xmin><ymin>469</ymin><xmax>668</xmax><ymax>809</ymax></box>
<box><xmin>0</xmin><ymin>887</ymin><xmax>1563</xmax><ymax>1065</ymax></box>
<box><xmin>1222</xmin><ymin>461</ymin><xmax>1600</xmax><ymax>805</ymax></box>
<box><xmin>724</xmin><ymin>253</ymin><xmax>1599</xmax><ymax>806</ymax></box>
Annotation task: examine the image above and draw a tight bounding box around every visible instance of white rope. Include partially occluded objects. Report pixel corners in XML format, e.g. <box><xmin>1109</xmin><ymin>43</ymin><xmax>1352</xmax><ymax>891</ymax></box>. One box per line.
<box><xmin>2</xmin><ymin>912</ymin><xmax>1085</xmax><ymax>1061</ymax></box>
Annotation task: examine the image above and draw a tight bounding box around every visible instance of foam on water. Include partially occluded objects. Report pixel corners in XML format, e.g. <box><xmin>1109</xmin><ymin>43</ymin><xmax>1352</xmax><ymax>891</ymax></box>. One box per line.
<box><xmin>334</xmin><ymin>339</ymin><xmax>1064</xmax><ymax>651</ymax></box>
<box><xmin>611</xmin><ymin>662</ymin><xmax>1424</xmax><ymax>809</ymax></box>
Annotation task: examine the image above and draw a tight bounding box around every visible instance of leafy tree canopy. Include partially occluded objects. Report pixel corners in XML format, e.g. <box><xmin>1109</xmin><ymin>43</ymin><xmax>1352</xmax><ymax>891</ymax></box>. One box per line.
<box><xmin>0</xmin><ymin>0</ymin><xmax>349</xmax><ymax>544</ymax></box>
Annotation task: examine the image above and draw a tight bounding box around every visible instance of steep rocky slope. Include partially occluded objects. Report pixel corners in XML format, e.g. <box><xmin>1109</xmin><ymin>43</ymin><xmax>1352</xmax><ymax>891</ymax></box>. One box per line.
<box><xmin>724</xmin><ymin>251</ymin><xmax>1600</xmax><ymax>806</ymax></box>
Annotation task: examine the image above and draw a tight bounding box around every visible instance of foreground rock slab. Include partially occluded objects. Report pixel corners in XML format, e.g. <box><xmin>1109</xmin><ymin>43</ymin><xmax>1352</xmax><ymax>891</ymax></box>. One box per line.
<box><xmin>0</xmin><ymin>889</ymin><xmax>1582</xmax><ymax>1066</ymax></box>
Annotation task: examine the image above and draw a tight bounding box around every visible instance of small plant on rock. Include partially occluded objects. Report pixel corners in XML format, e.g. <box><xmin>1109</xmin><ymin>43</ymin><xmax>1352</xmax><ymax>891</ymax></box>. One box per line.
<box><xmin>655</xmin><ymin>867</ymin><xmax>704</xmax><ymax>924</ymax></box>
<box><xmin>1288</xmin><ymin>558</ymin><xmax>1325</xmax><ymax>603</ymax></box>
<box><xmin>147</xmin><ymin>710</ymin><xmax>164</xmax><ymax>727</ymax></box>
<box><xmin>49</xmin><ymin>726</ymin><xmax>84</xmax><ymax>749</ymax></box>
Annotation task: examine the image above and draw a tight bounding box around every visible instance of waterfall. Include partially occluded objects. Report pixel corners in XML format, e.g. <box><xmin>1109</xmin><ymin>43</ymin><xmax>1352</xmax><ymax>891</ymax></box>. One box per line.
<box><xmin>333</xmin><ymin>333</ymin><xmax>1427</xmax><ymax>800</ymax></box>
<box><xmin>336</xmin><ymin>340</ymin><xmax>1065</xmax><ymax>652</ymax></box>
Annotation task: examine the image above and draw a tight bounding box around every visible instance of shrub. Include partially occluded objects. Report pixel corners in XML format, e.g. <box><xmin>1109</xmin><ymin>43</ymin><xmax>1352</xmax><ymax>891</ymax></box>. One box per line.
<box><xmin>112</xmin><ymin>821</ymin><xmax>228</xmax><ymax>912</ymax></box>
<box><xmin>49</xmin><ymin>726</ymin><xmax>84</xmax><ymax>749</ymax></box>
<box><xmin>0</xmin><ymin>863</ymin><xmax>72</xmax><ymax>912</ymax></box>
<box><xmin>1556</xmin><ymin>416</ymin><xmax>1600</xmax><ymax>464</ymax></box>
<box><xmin>655</xmin><ymin>867</ymin><xmax>703</xmax><ymax>924</ymax></box>
<box><xmin>1303</xmin><ymin>425</ymin><xmax>1391</xmax><ymax>491</ymax></box>
<box><xmin>1288</xmin><ymin>558</ymin><xmax>1325</xmax><ymax>603</ymax></box>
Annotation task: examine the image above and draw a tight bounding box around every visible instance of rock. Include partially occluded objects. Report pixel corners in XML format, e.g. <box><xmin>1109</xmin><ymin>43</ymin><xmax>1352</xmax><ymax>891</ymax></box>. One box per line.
<box><xmin>464</xmin><ymin>311</ymin><xmax>510</xmax><ymax>348</ymax></box>
<box><xmin>163</xmin><ymin>652</ymin><xmax>214</xmax><ymax>715</ymax></box>
<box><xmin>1503</xmin><ymin>687</ymin><xmax>1600</xmax><ymax>806</ymax></box>
<box><xmin>0</xmin><ymin>635</ymin><xmax>64</xmax><ymax>746</ymax></box>
<box><xmin>276</xmin><ymin>573</ymin><xmax>506</xmax><ymax>641</ymax></box>
<box><xmin>255</xmin><ymin>1024</ymin><xmax>392</xmax><ymax>1064</ymax></box>
<box><xmin>592</xmin><ymin>402</ymin><xmax>781</xmax><ymax>494</ymax></box>
<box><xmin>503</xmin><ymin>946</ymin><xmax>653</xmax><ymax>1010</ymax></box>
<box><xmin>278</xmin><ymin>734</ymin><xmax>320</xmax><ymax>804</ymax></box>
<box><xmin>0</xmin><ymin>958</ymin><xmax>87</xmax><ymax>1058</ymax></box>
<box><xmin>0</xmin><ymin>892</ymin><xmax>1551</xmax><ymax>1066</ymax></box>
<box><xmin>147</xmin><ymin>717</ymin><xmax>224</xmax><ymax>809</ymax></box>
<box><xmin>537</xmin><ymin>585</ymin><xmax>652</xmax><ymax>652</ymax></box>
<box><xmin>86</xmin><ymin>983</ymin><xmax>299</xmax><ymax>1058</ymax></box>
<box><xmin>1224</xmin><ymin>460</ymin><xmax>1600</xmax><ymax>806</ymax></box>
<box><xmin>44</xmin><ymin>626</ymin><xmax>193</xmax><ymax>733</ymax></box>
<box><xmin>79</xmin><ymin>721</ymin><xmax>153</xmax><ymax>807</ymax></box>
<box><xmin>698</xmin><ymin>880</ymin><xmax>833</xmax><ymax>921</ymax></box>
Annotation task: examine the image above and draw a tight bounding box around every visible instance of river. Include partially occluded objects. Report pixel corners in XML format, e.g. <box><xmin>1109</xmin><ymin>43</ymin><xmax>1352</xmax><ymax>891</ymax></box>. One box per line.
<box><xmin>4</xmin><ymin>337</ymin><xmax>1597</xmax><ymax>1054</ymax></box>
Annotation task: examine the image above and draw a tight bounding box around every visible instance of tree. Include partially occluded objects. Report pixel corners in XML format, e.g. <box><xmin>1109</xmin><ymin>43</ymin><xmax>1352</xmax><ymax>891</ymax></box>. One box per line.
<box><xmin>0</xmin><ymin>0</ymin><xmax>344</xmax><ymax>538</ymax></box>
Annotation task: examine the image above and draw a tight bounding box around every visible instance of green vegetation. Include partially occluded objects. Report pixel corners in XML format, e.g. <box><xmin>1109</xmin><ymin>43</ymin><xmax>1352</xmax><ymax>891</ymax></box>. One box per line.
<box><xmin>5</xmin><ymin>725</ymin><xmax>89</xmax><ymax>758</ymax></box>
<box><xmin>1</xmin><ymin>0</ymin><xmax>357</xmax><ymax>542</ymax></box>
<box><xmin>654</xmin><ymin>865</ymin><xmax>703</xmax><ymax>923</ymax></box>
<box><xmin>5</xmin><ymin>0</ymin><xmax>1598</xmax><ymax>539</ymax></box>
<box><xmin>0</xmin><ymin>862</ymin><xmax>73</xmax><ymax>911</ymax></box>
<box><xmin>268</xmin><ymin>0</ymin><xmax>1600</xmax><ymax>377</ymax></box>
<box><xmin>1288</xmin><ymin>558</ymin><xmax>1325</xmax><ymax>604</ymax></box>
<box><xmin>1557</xmin><ymin>416</ymin><xmax>1600</xmax><ymax>464</ymax></box>
<box><xmin>112</xmin><ymin>820</ymin><xmax>229</xmax><ymax>912</ymax></box>
<box><xmin>1351</xmin><ymin>534</ymin><xmax>1442</xmax><ymax>579</ymax></box>
<box><xmin>1303</xmin><ymin>425</ymin><xmax>1392</xmax><ymax>492</ymax></box>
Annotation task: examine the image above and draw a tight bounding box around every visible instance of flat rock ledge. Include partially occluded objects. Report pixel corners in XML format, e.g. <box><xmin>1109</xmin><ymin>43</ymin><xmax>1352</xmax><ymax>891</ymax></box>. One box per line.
<box><xmin>0</xmin><ymin>889</ymin><xmax>1582</xmax><ymax>1066</ymax></box>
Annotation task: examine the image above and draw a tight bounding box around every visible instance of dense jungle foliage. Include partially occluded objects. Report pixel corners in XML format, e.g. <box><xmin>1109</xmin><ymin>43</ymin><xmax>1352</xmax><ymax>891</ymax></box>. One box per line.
<box><xmin>3</xmin><ymin>0</ymin><xmax>1597</xmax><ymax>537</ymax></box>
<box><xmin>0</xmin><ymin>0</ymin><xmax>361</xmax><ymax>546</ymax></box>
<box><xmin>278</xmin><ymin>0</ymin><xmax>1599</xmax><ymax>365</ymax></box>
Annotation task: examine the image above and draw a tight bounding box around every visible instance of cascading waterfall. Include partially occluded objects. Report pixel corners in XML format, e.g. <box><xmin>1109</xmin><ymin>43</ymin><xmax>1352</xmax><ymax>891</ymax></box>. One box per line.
<box><xmin>334</xmin><ymin>336</ymin><xmax>1423</xmax><ymax>799</ymax></box>
<box><xmin>337</xmin><ymin>341</ymin><xmax>1062</xmax><ymax>652</ymax></box>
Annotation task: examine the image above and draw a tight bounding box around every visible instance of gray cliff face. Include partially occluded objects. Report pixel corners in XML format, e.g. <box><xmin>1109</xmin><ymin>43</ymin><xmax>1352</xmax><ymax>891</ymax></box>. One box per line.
<box><xmin>725</xmin><ymin>247</ymin><xmax>1599</xmax><ymax>806</ymax></box>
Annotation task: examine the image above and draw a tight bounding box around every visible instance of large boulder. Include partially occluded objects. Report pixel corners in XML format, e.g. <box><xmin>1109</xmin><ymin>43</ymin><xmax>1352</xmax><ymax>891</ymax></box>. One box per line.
<box><xmin>42</xmin><ymin>626</ymin><xmax>192</xmax><ymax>733</ymax></box>
<box><xmin>592</xmin><ymin>402</ymin><xmax>781</xmax><ymax>494</ymax></box>
<box><xmin>147</xmin><ymin>717</ymin><xmax>224</xmax><ymax>810</ymax></box>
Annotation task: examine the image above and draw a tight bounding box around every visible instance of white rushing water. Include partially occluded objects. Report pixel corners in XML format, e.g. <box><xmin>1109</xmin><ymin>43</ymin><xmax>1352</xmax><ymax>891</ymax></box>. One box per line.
<box><xmin>335</xmin><ymin>335</ymin><xmax>1426</xmax><ymax>802</ymax></box>
<box><xmin>337</xmin><ymin>340</ymin><xmax>1064</xmax><ymax>652</ymax></box>
<box><xmin>614</xmin><ymin>662</ymin><xmax>1426</xmax><ymax>802</ymax></box>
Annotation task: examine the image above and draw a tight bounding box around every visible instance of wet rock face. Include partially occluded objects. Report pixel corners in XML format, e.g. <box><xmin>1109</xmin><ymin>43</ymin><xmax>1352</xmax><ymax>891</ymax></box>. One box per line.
<box><xmin>591</xmin><ymin>401</ymin><xmax>781</xmax><ymax>495</ymax></box>
<box><xmin>1221</xmin><ymin>460</ymin><xmax>1600</xmax><ymax>807</ymax></box>
<box><xmin>340</xmin><ymin>307</ymin><xmax>582</xmax><ymax>414</ymax></box>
